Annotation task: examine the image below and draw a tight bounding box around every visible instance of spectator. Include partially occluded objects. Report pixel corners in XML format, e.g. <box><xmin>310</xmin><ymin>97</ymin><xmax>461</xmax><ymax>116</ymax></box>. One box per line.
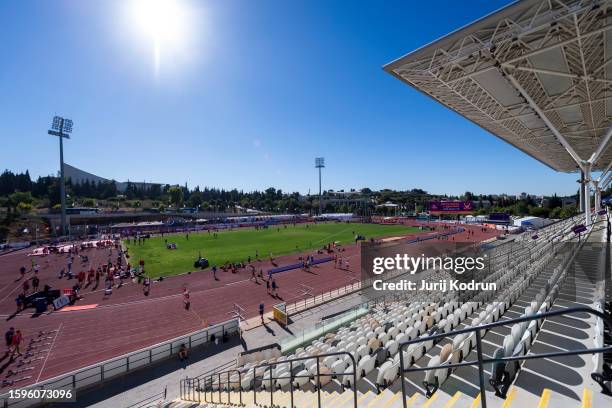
<box><xmin>178</xmin><ymin>343</ymin><xmax>188</xmax><ymax>361</ymax></box>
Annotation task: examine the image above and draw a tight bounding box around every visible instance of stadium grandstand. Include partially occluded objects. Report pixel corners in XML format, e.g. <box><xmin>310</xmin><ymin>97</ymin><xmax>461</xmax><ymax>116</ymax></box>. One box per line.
<box><xmin>1</xmin><ymin>1</ymin><xmax>612</xmax><ymax>408</ymax></box>
<box><xmin>63</xmin><ymin>164</ymin><xmax>162</xmax><ymax>193</ymax></box>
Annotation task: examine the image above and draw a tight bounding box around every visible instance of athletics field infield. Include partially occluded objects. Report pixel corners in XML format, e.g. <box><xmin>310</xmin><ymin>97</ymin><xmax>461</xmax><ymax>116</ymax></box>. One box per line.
<box><xmin>125</xmin><ymin>222</ymin><xmax>420</xmax><ymax>278</ymax></box>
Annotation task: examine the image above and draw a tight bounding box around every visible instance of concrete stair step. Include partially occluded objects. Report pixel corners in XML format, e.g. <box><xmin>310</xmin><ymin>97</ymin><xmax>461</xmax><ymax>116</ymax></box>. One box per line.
<box><xmin>175</xmin><ymin>384</ymin><xmax>612</xmax><ymax>408</ymax></box>
<box><xmin>405</xmin><ymin>392</ymin><xmax>427</xmax><ymax>407</ymax></box>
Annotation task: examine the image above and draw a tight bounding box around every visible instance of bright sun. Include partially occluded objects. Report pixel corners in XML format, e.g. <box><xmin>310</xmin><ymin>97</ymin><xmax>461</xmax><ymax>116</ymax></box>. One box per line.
<box><xmin>129</xmin><ymin>0</ymin><xmax>191</xmax><ymax>75</ymax></box>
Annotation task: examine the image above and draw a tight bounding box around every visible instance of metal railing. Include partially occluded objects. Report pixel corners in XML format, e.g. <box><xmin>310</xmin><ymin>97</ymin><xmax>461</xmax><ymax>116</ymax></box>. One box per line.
<box><xmin>202</xmin><ymin>369</ymin><xmax>243</xmax><ymax>405</ymax></box>
<box><xmin>0</xmin><ymin>319</ymin><xmax>239</xmax><ymax>408</ymax></box>
<box><xmin>125</xmin><ymin>386</ymin><xmax>167</xmax><ymax>408</ymax></box>
<box><xmin>182</xmin><ymin>351</ymin><xmax>358</xmax><ymax>408</ymax></box>
<box><xmin>253</xmin><ymin>351</ymin><xmax>358</xmax><ymax>408</ymax></box>
<box><xmin>398</xmin><ymin>307</ymin><xmax>612</xmax><ymax>408</ymax></box>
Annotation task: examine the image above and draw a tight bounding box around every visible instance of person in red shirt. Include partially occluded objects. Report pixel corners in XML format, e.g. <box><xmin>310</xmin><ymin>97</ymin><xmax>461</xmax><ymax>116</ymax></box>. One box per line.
<box><xmin>11</xmin><ymin>330</ymin><xmax>22</xmax><ymax>358</ymax></box>
<box><xmin>22</xmin><ymin>280</ymin><xmax>29</xmax><ymax>294</ymax></box>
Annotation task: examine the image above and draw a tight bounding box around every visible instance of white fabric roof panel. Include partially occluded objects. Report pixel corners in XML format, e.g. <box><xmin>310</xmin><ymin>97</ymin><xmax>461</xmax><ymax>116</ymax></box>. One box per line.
<box><xmin>384</xmin><ymin>0</ymin><xmax>612</xmax><ymax>172</ymax></box>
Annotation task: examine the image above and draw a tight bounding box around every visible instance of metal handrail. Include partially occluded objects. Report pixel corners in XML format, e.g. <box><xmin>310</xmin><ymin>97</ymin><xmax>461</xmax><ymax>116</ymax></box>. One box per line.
<box><xmin>251</xmin><ymin>351</ymin><xmax>358</xmax><ymax>408</ymax></box>
<box><xmin>200</xmin><ymin>369</ymin><xmax>242</xmax><ymax>406</ymax></box>
<box><xmin>182</xmin><ymin>351</ymin><xmax>359</xmax><ymax>408</ymax></box>
<box><xmin>398</xmin><ymin>306</ymin><xmax>612</xmax><ymax>408</ymax></box>
<box><xmin>126</xmin><ymin>386</ymin><xmax>167</xmax><ymax>408</ymax></box>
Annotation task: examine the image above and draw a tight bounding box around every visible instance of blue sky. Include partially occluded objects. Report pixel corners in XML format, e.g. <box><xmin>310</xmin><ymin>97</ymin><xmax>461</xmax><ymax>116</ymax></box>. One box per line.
<box><xmin>0</xmin><ymin>0</ymin><xmax>587</xmax><ymax>196</ymax></box>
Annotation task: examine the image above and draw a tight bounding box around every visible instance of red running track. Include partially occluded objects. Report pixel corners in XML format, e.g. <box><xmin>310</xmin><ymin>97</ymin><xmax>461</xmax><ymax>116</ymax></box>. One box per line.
<box><xmin>0</xmin><ymin>223</ymin><xmax>500</xmax><ymax>389</ymax></box>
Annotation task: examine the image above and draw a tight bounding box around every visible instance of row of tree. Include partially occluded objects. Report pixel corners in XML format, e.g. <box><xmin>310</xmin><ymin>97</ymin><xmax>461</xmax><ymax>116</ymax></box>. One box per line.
<box><xmin>0</xmin><ymin>169</ymin><xmax>591</xmax><ymax>218</ymax></box>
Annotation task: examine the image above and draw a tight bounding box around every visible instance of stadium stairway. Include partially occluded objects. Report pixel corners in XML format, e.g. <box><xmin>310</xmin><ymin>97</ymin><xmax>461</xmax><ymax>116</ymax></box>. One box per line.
<box><xmin>165</xmin><ymin>385</ymin><xmax>610</xmax><ymax>407</ymax></box>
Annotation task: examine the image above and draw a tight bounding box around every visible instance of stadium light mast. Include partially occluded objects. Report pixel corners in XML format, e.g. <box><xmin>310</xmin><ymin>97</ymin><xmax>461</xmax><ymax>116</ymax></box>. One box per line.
<box><xmin>48</xmin><ymin>116</ymin><xmax>74</xmax><ymax>236</ymax></box>
<box><xmin>315</xmin><ymin>157</ymin><xmax>325</xmax><ymax>215</ymax></box>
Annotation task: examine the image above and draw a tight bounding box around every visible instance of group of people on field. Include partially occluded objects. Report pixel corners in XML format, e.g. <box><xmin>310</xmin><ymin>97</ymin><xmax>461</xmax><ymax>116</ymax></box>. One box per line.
<box><xmin>4</xmin><ymin>327</ymin><xmax>23</xmax><ymax>360</ymax></box>
<box><xmin>15</xmin><ymin>260</ymin><xmax>47</xmax><ymax>312</ymax></box>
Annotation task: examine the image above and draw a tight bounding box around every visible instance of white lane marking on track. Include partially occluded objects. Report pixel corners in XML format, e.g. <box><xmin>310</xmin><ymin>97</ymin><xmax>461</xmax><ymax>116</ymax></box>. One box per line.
<box><xmin>0</xmin><ymin>281</ymin><xmax>23</xmax><ymax>305</ymax></box>
<box><xmin>36</xmin><ymin>322</ymin><xmax>63</xmax><ymax>383</ymax></box>
<box><xmin>225</xmin><ymin>279</ymin><xmax>250</xmax><ymax>286</ymax></box>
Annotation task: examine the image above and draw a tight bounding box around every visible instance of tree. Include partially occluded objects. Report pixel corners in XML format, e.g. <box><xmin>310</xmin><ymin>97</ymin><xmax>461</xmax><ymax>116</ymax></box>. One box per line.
<box><xmin>560</xmin><ymin>205</ymin><xmax>578</xmax><ymax>219</ymax></box>
<box><xmin>514</xmin><ymin>201</ymin><xmax>528</xmax><ymax>215</ymax></box>
<box><xmin>168</xmin><ymin>186</ymin><xmax>184</xmax><ymax>208</ymax></box>
<box><xmin>17</xmin><ymin>202</ymin><xmax>32</xmax><ymax>214</ymax></box>
<box><xmin>9</xmin><ymin>191</ymin><xmax>33</xmax><ymax>205</ymax></box>
<box><xmin>188</xmin><ymin>191</ymin><xmax>203</xmax><ymax>208</ymax></box>
<box><xmin>529</xmin><ymin>206</ymin><xmax>550</xmax><ymax>218</ymax></box>
<box><xmin>549</xmin><ymin>207</ymin><xmax>562</xmax><ymax>219</ymax></box>
<box><xmin>548</xmin><ymin>194</ymin><xmax>562</xmax><ymax>209</ymax></box>
<box><xmin>82</xmin><ymin>198</ymin><xmax>96</xmax><ymax>207</ymax></box>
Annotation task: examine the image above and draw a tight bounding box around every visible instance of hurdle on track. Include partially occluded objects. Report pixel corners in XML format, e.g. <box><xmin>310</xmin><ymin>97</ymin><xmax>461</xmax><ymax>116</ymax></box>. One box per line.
<box><xmin>17</xmin><ymin>356</ymin><xmax>44</xmax><ymax>367</ymax></box>
<box><xmin>2</xmin><ymin>376</ymin><xmax>32</xmax><ymax>386</ymax></box>
<box><xmin>26</xmin><ymin>342</ymin><xmax>51</xmax><ymax>351</ymax></box>
<box><xmin>24</xmin><ymin>349</ymin><xmax>49</xmax><ymax>358</ymax></box>
<box><xmin>29</xmin><ymin>336</ymin><xmax>53</xmax><ymax>343</ymax></box>
<box><xmin>6</xmin><ymin>367</ymin><xmax>34</xmax><ymax>377</ymax></box>
<box><xmin>227</xmin><ymin>303</ymin><xmax>246</xmax><ymax>322</ymax></box>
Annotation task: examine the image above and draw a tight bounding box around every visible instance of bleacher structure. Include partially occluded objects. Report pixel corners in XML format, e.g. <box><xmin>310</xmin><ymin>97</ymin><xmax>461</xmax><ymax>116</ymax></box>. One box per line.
<box><xmin>170</xmin><ymin>213</ymin><xmax>612</xmax><ymax>407</ymax></box>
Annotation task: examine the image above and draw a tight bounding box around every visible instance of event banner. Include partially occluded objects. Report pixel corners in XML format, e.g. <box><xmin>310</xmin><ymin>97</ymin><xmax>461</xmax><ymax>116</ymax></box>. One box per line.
<box><xmin>428</xmin><ymin>200</ymin><xmax>474</xmax><ymax>213</ymax></box>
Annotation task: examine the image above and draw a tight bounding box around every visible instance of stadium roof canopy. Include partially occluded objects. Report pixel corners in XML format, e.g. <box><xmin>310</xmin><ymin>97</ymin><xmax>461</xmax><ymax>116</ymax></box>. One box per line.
<box><xmin>384</xmin><ymin>0</ymin><xmax>612</xmax><ymax>174</ymax></box>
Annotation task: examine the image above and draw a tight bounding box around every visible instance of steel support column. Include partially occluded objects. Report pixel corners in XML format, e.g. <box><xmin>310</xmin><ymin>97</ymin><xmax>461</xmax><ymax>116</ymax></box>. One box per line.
<box><xmin>594</xmin><ymin>181</ymin><xmax>601</xmax><ymax>213</ymax></box>
<box><xmin>584</xmin><ymin>166</ymin><xmax>592</xmax><ymax>226</ymax></box>
<box><xmin>580</xmin><ymin>171</ymin><xmax>585</xmax><ymax>212</ymax></box>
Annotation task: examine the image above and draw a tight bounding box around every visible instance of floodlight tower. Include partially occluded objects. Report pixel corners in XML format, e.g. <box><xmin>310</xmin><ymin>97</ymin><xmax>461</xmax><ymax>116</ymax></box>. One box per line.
<box><xmin>48</xmin><ymin>116</ymin><xmax>74</xmax><ymax>236</ymax></box>
<box><xmin>315</xmin><ymin>157</ymin><xmax>325</xmax><ymax>215</ymax></box>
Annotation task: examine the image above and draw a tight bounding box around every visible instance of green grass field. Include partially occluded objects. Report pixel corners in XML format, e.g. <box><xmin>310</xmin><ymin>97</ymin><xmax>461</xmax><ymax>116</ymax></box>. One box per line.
<box><xmin>124</xmin><ymin>222</ymin><xmax>420</xmax><ymax>278</ymax></box>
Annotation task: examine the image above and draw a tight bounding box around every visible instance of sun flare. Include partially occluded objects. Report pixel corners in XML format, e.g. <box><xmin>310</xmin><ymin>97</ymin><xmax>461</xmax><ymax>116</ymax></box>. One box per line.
<box><xmin>129</xmin><ymin>0</ymin><xmax>192</xmax><ymax>76</ymax></box>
